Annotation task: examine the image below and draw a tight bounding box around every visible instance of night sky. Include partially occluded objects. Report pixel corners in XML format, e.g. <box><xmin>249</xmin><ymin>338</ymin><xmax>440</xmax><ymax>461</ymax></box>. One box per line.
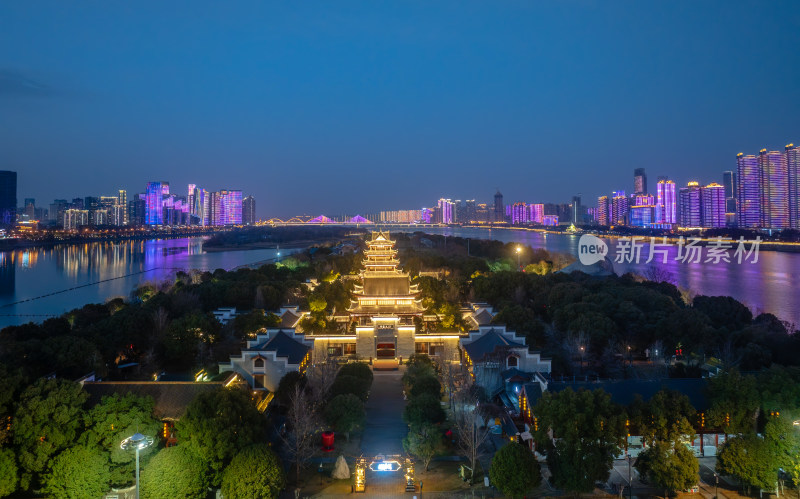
<box><xmin>2</xmin><ymin>1</ymin><xmax>799</xmax><ymax>218</ymax></box>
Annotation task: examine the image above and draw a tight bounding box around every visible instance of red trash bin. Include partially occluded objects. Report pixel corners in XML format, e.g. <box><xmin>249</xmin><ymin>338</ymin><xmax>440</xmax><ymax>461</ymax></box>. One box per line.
<box><xmin>321</xmin><ymin>431</ymin><xmax>334</xmax><ymax>452</ymax></box>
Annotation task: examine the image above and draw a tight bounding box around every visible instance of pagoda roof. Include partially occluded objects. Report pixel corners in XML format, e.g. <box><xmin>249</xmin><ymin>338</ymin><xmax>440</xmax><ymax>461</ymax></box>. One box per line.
<box><xmin>348</xmin><ymin>303</ymin><xmax>425</xmax><ymax>315</ymax></box>
<box><xmin>360</xmin><ymin>275</ymin><xmax>413</xmax><ymax>296</ymax></box>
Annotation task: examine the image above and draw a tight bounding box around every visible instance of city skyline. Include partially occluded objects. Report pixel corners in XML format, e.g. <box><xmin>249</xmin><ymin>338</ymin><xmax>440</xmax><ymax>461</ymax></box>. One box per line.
<box><xmin>3</xmin><ymin>2</ymin><xmax>800</xmax><ymax>216</ymax></box>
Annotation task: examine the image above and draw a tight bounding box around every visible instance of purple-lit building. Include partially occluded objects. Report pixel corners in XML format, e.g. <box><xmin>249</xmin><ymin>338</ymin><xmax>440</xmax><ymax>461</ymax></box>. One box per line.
<box><xmin>145</xmin><ymin>181</ymin><xmax>165</xmax><ymax>225</ymax></box>
<box><xmin>438</xmin><ymin>198</ymin><xmax>454</xmax><ymax>224</ymax></box>
<box><xmin>788</xmin><ymin>144</ymin><xmax>800</xmax><ymax>229</ymax></box>
<box><xmin>655</xmin><ymin>179</ymin><xmax>676</xmax><ymax>224</ymax></box>
<box><xmin>758</xmin><ymin>149</ymin><xmax>789</xmax><ymax>229</ymax></box>
<box><xmin>529</xmin><ymin>203</ymin><xmax>544</xmax><ymax>224</ymax></box>
<box><xmin>679</xmin><ymin>182</ymin><xmax>702</xmax><ymax>227</ymax></box>
<box><xmin>611</xmin><ymin>191</ymin><xmax>627</xmax><ymax>225</ymax></box>
<box><xmin>737</xmin><ymin>153</ymin><xmax>760</xmax><ymax>228</ymax></box>
<box><xmin>701</xmin><ymin>183</ymin><xmax>726</xmax><ymax>228</ymax></box>
<box><xmin>511</xmin><ymin>202</ymin><xmax>528</xmax><ymax>224</ymax></box>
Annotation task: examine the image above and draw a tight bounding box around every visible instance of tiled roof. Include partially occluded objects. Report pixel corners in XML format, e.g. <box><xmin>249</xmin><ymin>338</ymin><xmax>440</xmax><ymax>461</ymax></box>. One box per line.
<box><xmin>462</xmin><ymin>328</ymin><xmax>525</xmax><ymax>361</ymax></box>
<box><xmin>82</xmin><ymin>382</ymin><xmax>224</xmax><ymax>420</ymax></box>
<box><xmin>280</xmin><ymin>310</ymin><xmax>302</xmax><ymax>328</ymax></box>
<box><xmin>248</xmin><ymin>330</ymin><xmax>310</xmax><ymax>365</ymax></box>
<box><xmin>522</xmin><ymin>382</ymin><xmax>543</xmax><ymax>407</ymax></box>
<box><xmin>472</xmin><ymin>309</ymin><xmax>494</xmax><ymax>326</ymax></box>
<box><xmin>547</xmin><ymin>378</ymin><xmax>709</xmax><ymax>411</ymax></box>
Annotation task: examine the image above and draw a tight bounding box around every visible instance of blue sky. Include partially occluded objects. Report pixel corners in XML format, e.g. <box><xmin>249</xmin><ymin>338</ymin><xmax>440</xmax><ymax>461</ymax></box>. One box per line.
<box><xmin>2</xmin><ymin>1</ymin><xmax>799</xmax><ymax>217</ymax></box>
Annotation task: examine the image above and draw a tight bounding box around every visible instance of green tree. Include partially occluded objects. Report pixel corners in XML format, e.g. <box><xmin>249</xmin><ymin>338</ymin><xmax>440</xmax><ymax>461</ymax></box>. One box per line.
<box><xmin>639</xmin><ymin>389</ymin><xmax>696</xmax><ymax>446</ymax></box>
<box><xmin>489</xmin><ymin>443</ymin><xmax>542</xmax><ymax>499</ymax></box>
<box><xmin>330</xmin><ymin>375</ymin><xmax>371</xmax><ymax>401</ymax></box>
<box><xmin>140</xmin><ymin>446</ymin><xmax>206</xmax><ymax>499</ymax></box>
<box><xmin>706</xmin><ymin>368</ymin><xmax>760</xmax><ymax>434</ymax></box>
<box><xmin>717</xmin><ymin>434</ymin><xmax>777</xmax><ymax>495</ymax></box>
<box><xmin>534</xmin><ymin>388</ymin><xmax>625</xmax><ymax>495</ymax></box>
<box><xmin>177</xmin><ymin>388</ymin><xmax>266</xmax><ymax>487</ymax></box>
<box><xmin>159</xmin><ymin>312</ymin><xmax>220</xmax><ymax>370</ymax></box>
<box><xmin>0</xmin><ymin>448</ymin><xmax>18</xmax><ymax>498</ymax></box>
<box><xmin>221</xmin><ymin>444</ymin><xmax>286</xmax><ymax>499</ymax></box>
<box><xmin>275</xmin><ymin>371</ymin><xmax>306</xmax><ymax>407</ymax></box>
<box><xmin>403</xmin><ymin>422</ymin><xmax>442</xmax><ymax>471</ymax></box>
<box><xmin>80</xmin><ymin>393</ymin><xmax>161</xmax><ymax>486</ymax></box>
<box><xmin>233</xmin><ymin>309</ymin><xmax>277</xmax><ymax>338</ymax></box>
<box><xmin>308</xmin><ymin>295</ymin><xmax>327</xmax><ymax>313</ymax></box>
<box><xmin>324</xmin><ymin>394</ymin><xmax>365</xmax><ymax>441</ymax></box>
<box><xmin>337</xmin><ymin>362</ymin><xmax>373</xmax><ymax>382</ymax></box>
<box><xmin>635</xmin><ymin>441</ymin><xmax>698</xmax><ymax>496</ymax></box>
<box><xmin>13</xmin><ymin>378</ymin><xmax>88</xmax><ymax>490</ymax></box>
<box><xmin>403</xmin><ymin>393</ymin><xmax>446</xmax><ymax>426</ymax></box>
<box><xmin>42</xmin><ymin>445</ymin><xmax>111</xmax><ymax>499</ymax></box>
<box><xmin>409</xmin><ymin>375</ymin><xmax>442</xmax><ymax>399</ymax></box>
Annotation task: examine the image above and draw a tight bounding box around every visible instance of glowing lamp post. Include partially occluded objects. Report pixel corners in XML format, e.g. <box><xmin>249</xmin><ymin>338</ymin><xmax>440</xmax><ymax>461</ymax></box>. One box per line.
<box><xmin>120</xmin><ymin>433</ymin><xmax>154</xmax><ymax>499</ymax></box>
<box><xmin>516</xmin><ymin>246</ymin><xmax>522</xmax><ymax>269</ymax></box>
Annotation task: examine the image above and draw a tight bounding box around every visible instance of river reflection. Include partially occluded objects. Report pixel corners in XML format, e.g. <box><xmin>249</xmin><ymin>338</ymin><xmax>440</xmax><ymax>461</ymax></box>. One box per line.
<box><xmin>394</xmin><ymin>227</ymin><xmax>800</xmax><ymax>328</ymax></box>
<box><xmin>0</xmin><ymin>238</ymin><xmax>285</xmax><ymax>328</ymax></box>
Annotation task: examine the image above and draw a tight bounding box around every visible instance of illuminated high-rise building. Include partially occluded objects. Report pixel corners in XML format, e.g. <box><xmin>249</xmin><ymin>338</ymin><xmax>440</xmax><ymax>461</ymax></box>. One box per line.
<box><xmin>758</xmin><ymin>149</ymin><xmax>789</xmax><ymax>229</ymax></box>
<box><xmin>243</xmin><ymin>196</ymin><xmax>256</xmax><ymax>225</ymax></box>
<box><xmin>214</xmin><ymin>190</ymin><xmax>243</xmax><ymax>225</ymax></box>
<box><xmin>437</xmin><ymin>198</ymin><xmax>454</xmax><ymax>224</ymax></box>
<box><xmin>785</xmin><ymin>144</ymin><xmax>800</xmax><ymax>229</ymax></box>
<box><xmin>511</xmin><ymin>202</ymin><xmax>528</xmax><ymax>224</ymax></box>
<box><xmin>596</xmin><ymin>196</ymin><xmax>609</xmax><ymax>225</ymax></box>
<box><xmin>701</xmin><ymin>183</ymin><xmax>726</xmax><ymax>228</ymax></box>
<box><xmin>655</xmin><ymin>179</ymin><xmax>676</xmax><ymax>224</ymax></box>
<box><xmin>118</xmin><ymin>190</ymin><xmax>128</xmax><ymax>225</ymax></box>
<box><xmin>528</xmin><ymin>203</ymin><xmax>544</xmax><ymax>224</ymax></box>
<box><xmin>634</xmin><ymin>168</ymin><xmax>647</xmax><ymax>195</ymax></box>
<box><xmin>145</xmin><ymin>181</ymin><xmax>165</xmax><ymax>225</ymax></box>
<box><xmin>737</xmin><ymin>153</ymin><xmax>760</xmax><ymax>228</ymax></box>
<box><xmin>679</xmin><ymin>182</ymin><xmax>702</xmax><ymax>227</ymax></box>
<box><xmin>611</xmin><ymin>190</ymin><xmax>627</xmax><ymax>225</ymax></box>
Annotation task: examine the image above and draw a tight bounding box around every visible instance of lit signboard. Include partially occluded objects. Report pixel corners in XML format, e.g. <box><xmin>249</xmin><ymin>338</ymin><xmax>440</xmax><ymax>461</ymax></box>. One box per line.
<box><xmin>369</xmin><ymin>460</ymin><xmax>402</xmax><ymax>472</ymax></box>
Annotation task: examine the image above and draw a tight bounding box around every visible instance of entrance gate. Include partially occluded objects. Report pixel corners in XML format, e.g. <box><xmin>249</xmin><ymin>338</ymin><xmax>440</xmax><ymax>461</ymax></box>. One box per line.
<box><xmin>353</xmin><ymin>454</ymin><xmax>416</xmax><ymax>493</ymax></box>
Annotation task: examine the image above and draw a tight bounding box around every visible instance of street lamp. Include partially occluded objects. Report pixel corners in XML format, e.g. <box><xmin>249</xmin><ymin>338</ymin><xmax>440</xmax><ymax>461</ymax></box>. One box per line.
<box><xmin>580</xmin><ymin>346</ymin><xmax>584</xmax><ymax>374</ymax></box>
<box><xmin>714</xmin><ymin>472</ymin><xmax>719</xmax><ymax>499</ymax></box>
<box><xmin>516</xmin><ymin>246</ymin><xmax>522</xmax><ymax>269</ymax></box>
<box><xmin>120</xmin><ymin>432</ymin><xmax>155</xmax><ymax>499</ymax></box>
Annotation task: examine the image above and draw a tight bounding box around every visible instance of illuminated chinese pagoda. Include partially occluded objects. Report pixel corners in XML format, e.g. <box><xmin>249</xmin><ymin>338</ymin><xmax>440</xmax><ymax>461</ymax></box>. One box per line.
<box><xmin>348</xmin><ymin>232</ymin><xmax>424</xmax><ymax>359</ymax></box>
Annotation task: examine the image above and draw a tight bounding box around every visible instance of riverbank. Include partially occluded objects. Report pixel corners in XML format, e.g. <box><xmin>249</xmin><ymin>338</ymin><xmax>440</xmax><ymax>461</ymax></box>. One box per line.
<box><xmin>0</xmin><ymin>228</ymin><xmax>233</xmax><ymax>252</ymax></box>
<box><xmin>457</xmin><ymin>225</ymin><xmax>800</xmax><ymax>253</ymax></box>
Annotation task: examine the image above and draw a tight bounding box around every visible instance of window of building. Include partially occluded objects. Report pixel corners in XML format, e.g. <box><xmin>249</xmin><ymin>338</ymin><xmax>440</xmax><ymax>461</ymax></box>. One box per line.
<box><xmin>415</xmin><ymin>342</ymin><xmax>429</xmax><ymax>354</ymax></box>
<box><xmin>328</xmin><ymin>345</ymin><xmax>343</xmax><ymax>356</ymax></box>
<box><xmin>345</xmin><ymin>343</ymin><xmax>357</xmax><ymax>355</ymax></box>
<box><xmin>507</xmin><ymin>355</ymin><xmax>518</xmax><ymax>368</ymax></box>
<box><xmin>254</xmin><ymin>374</ymin><xmax>266</xmax><ymax>389</ymax></box>
<box><xmin>253</xmin><ymin>357</ymin><xmax>265</xmax><ymax>368</ymax></box>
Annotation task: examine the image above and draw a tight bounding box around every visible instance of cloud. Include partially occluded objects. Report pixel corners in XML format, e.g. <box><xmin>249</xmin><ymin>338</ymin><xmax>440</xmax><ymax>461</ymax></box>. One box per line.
<box><xmin>0</xmin><ymin>69</ymin><xmax>53</xmax><ymax>97</ymax></box>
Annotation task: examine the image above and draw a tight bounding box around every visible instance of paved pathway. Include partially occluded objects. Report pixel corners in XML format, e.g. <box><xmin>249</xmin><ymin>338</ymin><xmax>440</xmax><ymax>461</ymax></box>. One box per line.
<box><xmin>361</xmin><ymin>368</ymin><xmax>407</xmax><ymax>455</ymax></box>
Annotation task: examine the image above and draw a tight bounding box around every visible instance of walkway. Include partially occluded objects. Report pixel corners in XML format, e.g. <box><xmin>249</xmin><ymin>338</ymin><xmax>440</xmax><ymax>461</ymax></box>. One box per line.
<box><xmin>361</xmin><ymin>367</ymin><xmax>407</xmax><ymax>456</ymax></box>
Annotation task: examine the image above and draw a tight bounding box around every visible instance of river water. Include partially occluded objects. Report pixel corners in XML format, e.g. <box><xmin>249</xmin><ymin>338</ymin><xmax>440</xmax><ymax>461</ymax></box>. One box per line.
<box><xmin>392</xmin><ymin>227</ymin><xmax>800</xmax><ymax>329</ymax></box>
<box><xmin>1</xmin><ymin>229</ymin><xmax>797</xmax><ymax>329</ymax></box>
<box><xmin>0</xmin><ymin>238</ymin><xmax>286</xmax><ymax>328</ymax></box>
